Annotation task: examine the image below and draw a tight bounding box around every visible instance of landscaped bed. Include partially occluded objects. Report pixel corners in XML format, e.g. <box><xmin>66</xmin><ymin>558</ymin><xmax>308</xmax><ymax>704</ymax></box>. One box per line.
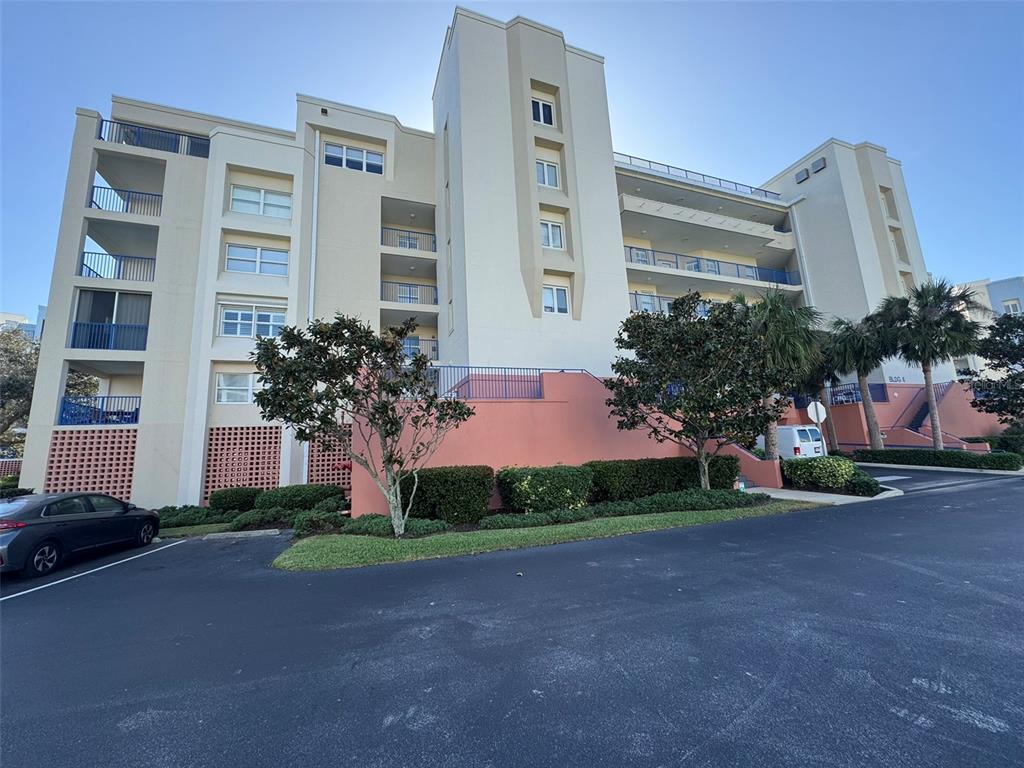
<box><xmin>159</xmin><ymin>523</ymin><xmax>232</xmax><ymax>538</ymax></box>
<box><xmin>273</xmin><ymin>499</ymin><xmax>820</xmax><ymax>571</ymax></box>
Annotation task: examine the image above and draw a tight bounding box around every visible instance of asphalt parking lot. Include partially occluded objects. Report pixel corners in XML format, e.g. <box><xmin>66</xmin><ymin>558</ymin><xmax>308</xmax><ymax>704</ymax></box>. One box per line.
<box><xmin>860</xmin><ymin>465</ymin><xmax>1023</xmax><ymax>494</ymax></box>
<box><xmin>2</xmin><ymin>476</ymin><xmax>1023</xmax><ymax>767</ymax></box>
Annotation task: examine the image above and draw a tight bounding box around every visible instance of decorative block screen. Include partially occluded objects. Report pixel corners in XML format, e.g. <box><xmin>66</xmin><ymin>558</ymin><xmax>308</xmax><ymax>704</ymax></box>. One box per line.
<box><xmin>0</xmin><ymin>458</ymin><xmax>22</xmax><ymax>478</ymax></box>
<box><xmin>307</xmin><ymin>427</ymin><xmax>352</xmax><ymax>492</ymax></box>
<box><xmin>203</xmin><ymin>426</ymin><xmax>282</xmax><ymax>503</ymax></box>
<box><xmin>44</xmin><ymin>428</ymin><xmax>137</xmax><ymax>500</ymax></box>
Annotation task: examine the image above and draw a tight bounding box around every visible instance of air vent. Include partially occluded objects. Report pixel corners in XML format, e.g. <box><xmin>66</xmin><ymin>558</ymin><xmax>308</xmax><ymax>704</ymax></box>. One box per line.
<box><xmin>795</xmin><ymin>168</ymin><xmax>810</xmax><ymax>183</ymax></box>
<box><xmin>811</xmin><ymin>157</ymin><xmax>826</xmax><ymax>173</ymax></box>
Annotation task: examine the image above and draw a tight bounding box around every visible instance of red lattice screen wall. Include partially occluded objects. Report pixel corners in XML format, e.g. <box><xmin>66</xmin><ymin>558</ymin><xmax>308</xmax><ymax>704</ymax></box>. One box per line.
<box><xmin>0</xmin><ymin>458</ymin><xmax>22</xmax><ymax>478</ymax></box>
<box><xmin>307</xmin><ymin>427</ymin><xmax>352</xmax><ymax>492</ymax></box>
<box><xmin>44</xmin><ymin>428</ymin><xmax>137</xmax><ymax>500</ymax></box>
<box><xmin>203</xmin><ymin>426</ymin><xmax>282</xmax><ymax>503</ymax></box>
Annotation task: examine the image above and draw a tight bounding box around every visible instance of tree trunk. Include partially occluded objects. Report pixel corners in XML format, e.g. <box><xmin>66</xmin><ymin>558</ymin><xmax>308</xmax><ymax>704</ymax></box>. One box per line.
<box><xmin>819</xmin><ymin>384</ymin><xmax>840</xmax><ymax>453</ymax></box>
<box><xmin>859</xmin><ymin>374</ymin><xmax>884</xmax><ymax>450</ymax></box>
<box><xmin>924</xmin><ymin>363</ymin><xmax>943</xmax><ymax>451</ymax></box>
<box><xmin>385</xmin><ymin>468</ymin><xmax>405</xmax><ymax>537</ymax></box>
<box><xmin>697</xmin><ymin>446</ymin><xmax>710</xmax><ymax>491</ymax></box>
<box><xmin>763</xmin><ymin>396</ymin><xmax>779</xmax><ymax>461</ymax></box>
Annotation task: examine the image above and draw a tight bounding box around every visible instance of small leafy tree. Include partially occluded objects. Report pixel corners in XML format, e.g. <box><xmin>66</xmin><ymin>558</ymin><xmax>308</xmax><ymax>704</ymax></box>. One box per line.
<box><xmin>876</xmin><ymin>281</ymin><xmax>983</xmax><ymax>450</ymax></box>
<box><xmin>962</xmin><ymin>312</ymin><xmax>1024</xmax><ymax>428</ymax></box>
<box><xmin>605</xmin><ymin>292</ymin><xmax>794</xmax><ymax>489</ymax></box>
<box><xmin>253</xmin><ymin>315</ymin><xmax>474</xmax><ymax>536</ymax></box>
<box><xmin>829</xmin><ymin>317</ymin><xmax>887</xmax><ymax>450</ymax></box>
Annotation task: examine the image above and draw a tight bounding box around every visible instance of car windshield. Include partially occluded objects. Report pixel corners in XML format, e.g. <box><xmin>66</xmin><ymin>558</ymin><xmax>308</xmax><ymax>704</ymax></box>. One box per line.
<box><xmin>0</xmin><ymin>498</ymin><xmax>34</xmax><ymax>516</ymax></box>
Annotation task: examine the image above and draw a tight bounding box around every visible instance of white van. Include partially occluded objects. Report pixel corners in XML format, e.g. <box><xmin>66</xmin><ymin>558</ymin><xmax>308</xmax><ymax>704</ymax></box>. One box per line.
<box><xmin>757</xmin><ymin>425</ymin><xmax>826</xmax><ymax>458</ymax></box>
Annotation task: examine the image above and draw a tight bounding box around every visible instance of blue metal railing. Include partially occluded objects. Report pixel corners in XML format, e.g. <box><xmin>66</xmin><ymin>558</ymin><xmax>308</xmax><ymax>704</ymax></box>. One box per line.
<box><xmin>404</xmin><ymin>338</ymin><xmax>439</xmax><ymax>361</ymax></box>
<box><xmin>69</xmin><ymin>322</ymin><xmax>148</xmax><ymax>351</ymax></box>
<box><xmin>629</xmin><ymin>292</ymin><xmax>675</xmax><ymax>314</ymax></box>
<box><xmin>97</xmin><ymin>119</ymin><xmax>210</xmax><ymax>158</ymax></box>
<box><xmin>381</xmin><ymin>281</ymin><xmax>438</xmax><ymax>304</ymax></box>
<box><xmin>613</xmin><ymin>152</ymin><xmax>782</xmax><ymax>201</ymax></box>
<box><xmin>793</xmin><ymin>383</ymin><xmax>889</xmax><ymax>409</ymax></box>
<box><xmin>624</xmin><ymin>246</ymin><xmax>800</xmax><ymax>286</ymax></box>
<box><xmin>89</xmin><ymin>186</ymin><xmax>162</xmax><ymax>216</ymax></box>
<box><xmin>428</xmin><ymin>366</ymin><xmax>543</xmax><ymax>400</ymax></box>
<box><xmin>381</xmin><ymin>227</ymin><xmax>437</xmax><ymax>252</ymax></box>
<box><xmin>59</xmin><ymin>395</ymin><xmax>141</xmax><ymax>426</ymax></box>
<box><xmin>79</xmin><ymin>252</ymin><xmax>156</xmax><ymax>282</ymax></box>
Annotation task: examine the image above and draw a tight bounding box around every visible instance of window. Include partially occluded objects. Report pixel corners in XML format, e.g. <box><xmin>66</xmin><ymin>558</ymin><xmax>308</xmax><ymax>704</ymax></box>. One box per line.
<box><xmin>542</xmin><ymin>285</ymin><xmax>569</xmax><ymax>315</ymax></box>
<box><xmin>536</xmin><ymin>161</ymin><xmax>559</xmax><ymax>188</ymax></box>
<box><xmin>540</xmin><ymin>220</ymin><xmax>564</xmax><ymax>249</ymax></box>
<box><xmin>325</xmin><ymin>143</ymin><xmax>384</xmax><ymax>175</ymax></box>
<box><xmin>225</xmin><ymin>244</ymin><xmax>289</xmax><ymax>276</ymax></box>
<box><xmin>230</xmin><ymin>185</ymin><xmax>292</xmax><ymax>219</ymax></box>
<box><xmin>402</xmin><ymin>337</ymin><xmax>421</xmax><ymax>358</ymax></box>
<box><xmin>219</xmin><ymin>304</ymin><xmax>285</xmax><ymax>338</ymax></box>
<box><xmin>216</xmin><ymin>372</ymin><xmax>262</xmax><ymax>404</ymax></box>
<box><xmin>397</xmin><ymin>284</ymin><xmax>419</xmax><ymax>304</ymax></box>
<box><xmin>46</xmin><ymin>497</ymin><xmax>89</xmax><ymax>517</ymax></box>
<box><xmin>1004</xmin><ymin>299</ymin><xmax>1021</xmax><ymax>315</ymax></box>
<box><xmin>531</xmin><ymin>98</ymin><xmax>554</xmax><ymax>126</ymax></box>
<box><xmin>88</xmin><ymin>495</ymin><xmax>125</xmax><ymax>514</ymax></box>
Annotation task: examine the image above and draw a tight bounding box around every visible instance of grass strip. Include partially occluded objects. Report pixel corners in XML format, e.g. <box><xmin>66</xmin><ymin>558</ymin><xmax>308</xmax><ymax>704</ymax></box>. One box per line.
<box><xmin>159</xmin><ymin>523</ymin><xmax>232</xmax><ymax>538</ymax></box>
<box><xmin>273</xmin><ymin>500</ymin><xmax>819</xmax><ymax>571</ymax></box>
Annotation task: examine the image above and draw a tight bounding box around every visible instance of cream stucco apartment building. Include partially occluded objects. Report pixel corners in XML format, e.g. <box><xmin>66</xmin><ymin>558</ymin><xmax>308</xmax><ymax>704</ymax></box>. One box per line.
<box><xmin>22</xmin><ymin>8</ymin><xmax>943</xmax><ymax>507</ymax></box>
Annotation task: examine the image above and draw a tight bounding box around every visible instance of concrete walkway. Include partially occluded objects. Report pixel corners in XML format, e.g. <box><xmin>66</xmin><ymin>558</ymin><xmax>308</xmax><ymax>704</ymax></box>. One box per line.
<box><xmin>747</xmin><ymin>486</ymin><xmax>903</xmax><ymax>505</ymax></box>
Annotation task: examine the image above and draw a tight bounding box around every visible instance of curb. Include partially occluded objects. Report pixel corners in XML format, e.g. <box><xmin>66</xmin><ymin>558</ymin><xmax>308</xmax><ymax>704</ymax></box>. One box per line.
<box><xmin>203</xmin><ymin>529</ymin><xmax>282</xmax><ymax>540</ymax></box>
<box><xmin>855</xmin><ymin>462</ymin><xmax>1024</xmax><ymax>476</ymax></box>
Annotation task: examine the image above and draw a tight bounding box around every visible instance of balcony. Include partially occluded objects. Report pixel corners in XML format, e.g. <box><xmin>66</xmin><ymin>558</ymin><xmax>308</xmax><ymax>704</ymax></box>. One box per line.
<box><xmin>628</xmin><ymin>292</ymin><xmax>715</xmax><ymax>317</ymax></box>
<box><xmin>79</xmin><ymin>251</ymin><xmax>156</xmax><ymax>282</ymax></box>
<box><xmin>59</xmin><ymin>395</ymin><xmax>140</xmax><ymax>426</ymax></box>
<box><xmin>404</xmin><ymin>338</ymin><xmax>439</xmax><ymax>361</ymax></box>
<box><xmin>381</xmin><ymin>281</ymin><xmax>438</xmax><ymax>305</ymax></box>
<box><xmin>98</xmin><ymin>119</ymin><xmax>210</xmax><ymax>158</ymax></box>
<box><xmin>382</xmin><ymin>227</ymin><xmax>436</xmax><ymax>252</ymax></box>
<box><xmin>90</xmin><ymin>186</ymin><xmax>162</xmax><ymax>217</ymax></box>
<box><xmin>614</xmin><ymin>152</ymin><xmax>781</xmax><ymax>201</ymax></box>
<box><xmin>625</xmin><ymin>246</ymin><xmax>800</xmax><ymax>286</ymax></box>
<box><xmin>70</xmin><ymin>322</ymin><xmax>148</xmax><ymax>351</ymax></box>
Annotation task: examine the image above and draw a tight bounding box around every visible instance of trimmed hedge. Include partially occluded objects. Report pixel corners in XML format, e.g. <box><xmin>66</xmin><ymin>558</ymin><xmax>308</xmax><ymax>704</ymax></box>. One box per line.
<box><xmin>0</xmin><ymin>475</ymin><xmax>20</xmax><ymax>490</ymax></box>
<box><xmin>293</xmin><ymin>510</ymin><xmax>348</xmax><ymax>537</ymax></box>
<box><xmin>844</xmin><ymin>470</ymin><xmax>882</xmax><ymax>497</ymax></box>
<box><xmin>497</xmin><ymin>465</ymin><xmax>594</xmax><ymax>513</ymax></box>
<box><xmin>312</xmin><ymin>495</ymin><xmax>350</xmax><ymax>514</ymax></box>
<box><xmin>208</xmin><ymin>486</ymin><xmax>264</xmax><ymax>512</ymax></box>
<box><xmin>965</xmin><ymin>432</ymin><xmax>1024</xmax><ymax>455</ymax></box>
<box><xmin>400</xmin><ymin>465</ymin><xmax>494</xmax><ymax>525</ymax></box>
<box><xmin>479</xmin><ymin>489</ymin><xmax>769</xmax><ymax>529</ymax></box>
<box><xmin>584</xmin><ymin>456</ymin><xmax>740</xmax><ymax>502</ymax></box>
<box><xmin>853</xmin><ymin>448</ymin><xmax>1023</xmax><ymax>471</ymax></box>
<box><xmin>254</xmin><ymin>484</ymin><xmax>347</xmax><ymax>510</ymax></box>
<box><xmin>229</xmin><ymin>507</ymin><xmax>300</xmax><ymax>531</ymax></box>
<box><xmin>342</xmin><ymin>514</ymin><xmax>450</xmax><ymax>538</ymax></box>
<box><xmin>782</xmin><ymin>457</ymin><xmax>856</xmax><ymax>490</ymax></box>
<box><xmin>0</xmin><ymin>487</ymin><xmax>33</xmax><ymax>499</ymax></box>
<box><xmin>157</xmin><ymin>505</ymin><xmax>244</xmax><ymax>528</ymax></box>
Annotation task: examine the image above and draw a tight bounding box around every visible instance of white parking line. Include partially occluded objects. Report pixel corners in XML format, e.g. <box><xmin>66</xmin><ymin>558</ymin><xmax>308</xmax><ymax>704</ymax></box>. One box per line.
<box><xmin>873</xmin><ymin>475</ymin><xmax>911</xmax><ymax>482</ymax></box>
<box><xmin>0</xmin><ymin>540</ymin><xmax>186</xmax><ymax>602</ymax></box>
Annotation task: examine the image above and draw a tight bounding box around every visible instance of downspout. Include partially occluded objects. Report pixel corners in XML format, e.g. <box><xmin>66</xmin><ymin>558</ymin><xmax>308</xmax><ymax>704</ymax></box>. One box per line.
<box><xmin>301</xmin><ymin>128</ymin><xmax>321</xmax><ymax>483</ymax></box>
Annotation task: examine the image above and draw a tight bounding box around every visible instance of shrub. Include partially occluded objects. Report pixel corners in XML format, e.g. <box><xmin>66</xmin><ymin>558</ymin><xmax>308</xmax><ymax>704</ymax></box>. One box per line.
<box><xmin>208</xmin><ymin>486</ymin><xmax>264</xmax><ymax>512</ymax></box>
<box><xmin>400</xmin><ymin>465</ymin><xmax>494</xmax><ymax>525</ymax></box>
<box><xmin>843</xmin><ymin>470</ymin><xmax>882</xmax><ymax>497</ymax></box>
<box><xmin>293</xmin><ymin>509</ymin><xmax>348</xmax><ymax>537</ymax></box>
<box><xmin>478</xmin><ymin>512</ymin><xmax>553</xmax><ymax>530</ymax></box>
<box><xmin>156</xmin><ymin>505</ymin><xmax>243</xmax><ymax>528</ymax></box>
<box><xmin>228</xmin><ymin>507</ymin><xmax>299</xmax><ymax>531</ymax></box>
<box><xmin>0</xmin><ymin>475</ymin><xmax>20</xmax><ymax>490</ymax></box>
<box><xmin>254</xmin><ymin>484</ymin><xmax>347</xmax><ymax>510</ymax></box>
<box><xmin>312</xmin><ymin>495</ymin><xmax>350</xmax><ymax>514</ymax></box>
<box><xmin>584</xmin><ymin>456</ymin><xmax>739</xmax><ymax>502</ymax></box>
<box><xmin>0</xmin><ymin>487</ymin><xmax>33</xmax><ymax>499</ymax></box>
<box><xmin>342</xmin><ymin>514</ymin><xmax>450</xmax><ymax>538</ymax></box>
<box><xmin>547</xmin><ymin>507</ymin><xmax>596</xmax><ymax>524</ymax></box>
<box><xmin>496</xmin><ymin>465</ymin><xmax>593</xmax><ymax>513</ymax></box>
<box><xmin>782</xmin><ymin>456</ymin><xmax>856</xmax><ymax>490</ymax></box>
<box><xmin>852</xmin><ymin>449</ymin><xmax>1023</xmax><ymax>471</ymax></box>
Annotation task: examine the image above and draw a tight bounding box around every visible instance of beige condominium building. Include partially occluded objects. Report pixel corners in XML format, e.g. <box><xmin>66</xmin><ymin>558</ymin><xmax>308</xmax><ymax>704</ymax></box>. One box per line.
<box><xmin>21</xmin><ymin>8</ymin><xmax>944</xmax><ymax>507</ymax></box>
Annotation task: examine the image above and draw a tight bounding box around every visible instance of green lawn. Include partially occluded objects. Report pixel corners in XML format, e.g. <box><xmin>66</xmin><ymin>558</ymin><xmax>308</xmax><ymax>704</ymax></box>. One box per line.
<box><xmin>273</xmin><ymin>500</ymin><xmax>819</xmax><ymax>571</ymax></box>
<box><xmin>159</xmin><ymin>522</ymin><xmax>232</xmax><ymax>538</ymax></box>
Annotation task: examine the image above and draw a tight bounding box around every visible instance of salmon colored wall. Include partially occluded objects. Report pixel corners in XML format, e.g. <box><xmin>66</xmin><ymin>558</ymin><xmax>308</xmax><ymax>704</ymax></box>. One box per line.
<box><xmin>350</xmin><ymin>372</ymin><xmax>783</xmax><ymax>516</ymax></box>
<box><xmin>937</xmin><ymin>385</ymin><xmax>1004</xmax><ymax>439</ymax></box>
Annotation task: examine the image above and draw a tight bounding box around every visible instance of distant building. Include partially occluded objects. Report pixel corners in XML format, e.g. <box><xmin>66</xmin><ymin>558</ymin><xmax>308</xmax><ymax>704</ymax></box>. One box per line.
<box><xmin>954</xmin><ymin>276</ymin><xmax>1022</xmax><ymax>375</ymax></box>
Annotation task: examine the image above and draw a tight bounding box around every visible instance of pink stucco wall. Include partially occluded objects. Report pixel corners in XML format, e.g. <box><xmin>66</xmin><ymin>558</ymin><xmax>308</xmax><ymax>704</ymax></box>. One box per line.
<box><xmin>350</xmin><ymin>372</ymin><xmax>782</xmax><ymax>516</ymax></box>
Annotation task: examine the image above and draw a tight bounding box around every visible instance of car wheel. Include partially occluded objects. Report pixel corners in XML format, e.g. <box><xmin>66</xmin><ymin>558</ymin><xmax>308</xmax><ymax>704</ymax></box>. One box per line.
<box><xmin>135</xmin><ymin>521</ymin><xmax>156</xmax><ymax>547</ymax></box>
<box><xmin>26</xmin><ymin>541</ymin><xmax>61</xmax><ymax>577</ymax></box>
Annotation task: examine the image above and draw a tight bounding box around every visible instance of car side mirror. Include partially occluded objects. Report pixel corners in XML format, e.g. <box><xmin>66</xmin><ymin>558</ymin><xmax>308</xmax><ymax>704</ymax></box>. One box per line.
<box><xmin>125</xmin><ymin>503</ymin><xmax>138</xmax><ymax>512</ymax></box>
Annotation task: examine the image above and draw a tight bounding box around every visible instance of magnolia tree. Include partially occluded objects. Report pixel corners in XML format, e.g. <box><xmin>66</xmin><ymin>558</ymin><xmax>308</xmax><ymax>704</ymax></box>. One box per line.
<box><xmin>605</xmin><ymin>293</ymin><xmax>794</xmax><ymax>489</ymax></box>
<box><xmin>962</xmin><ymin>312</ymin><xmax>1024</xmax><ymax>428</ymax></box>
<box><xmin>253</xmin><ymin>315</ymin><xmax>474</xmax><ymax>536</ymax></box>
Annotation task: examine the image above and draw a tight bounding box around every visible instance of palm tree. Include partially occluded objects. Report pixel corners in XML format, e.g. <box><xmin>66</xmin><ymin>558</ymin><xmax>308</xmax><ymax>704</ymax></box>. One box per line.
<box><xmin>737</xmin><ymin>290</ymin><xmax>821</xmax><ymax>460</ymax></box>
<box><xmin>874</xmin><ymin>281</ymin><xmax>983</xmax><ymax>450</ymax></box>
<box><xmin>797</xmin><ymin>329</ymin><xmax>842</xmax><ymax>453</ymax></box>
<box><xmin>830</xmin><ymin>317</ymin><xmax>887</xmax><ymax>450</ymax></box>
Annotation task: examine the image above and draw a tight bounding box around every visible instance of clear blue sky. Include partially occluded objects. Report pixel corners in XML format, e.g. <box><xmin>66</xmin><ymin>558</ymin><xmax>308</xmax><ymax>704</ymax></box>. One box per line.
<box><xmin>2</xmin><ymin>2</ymin><xmax>1022</xmax><ymax>318</ymax></box>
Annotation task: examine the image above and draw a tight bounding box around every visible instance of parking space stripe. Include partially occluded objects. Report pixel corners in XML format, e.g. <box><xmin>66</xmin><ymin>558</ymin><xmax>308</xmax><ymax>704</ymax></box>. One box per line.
<box><xmin>0</xmin><ymin>540</ymin><xmax>186</xmax><ymax>602</ymax></box>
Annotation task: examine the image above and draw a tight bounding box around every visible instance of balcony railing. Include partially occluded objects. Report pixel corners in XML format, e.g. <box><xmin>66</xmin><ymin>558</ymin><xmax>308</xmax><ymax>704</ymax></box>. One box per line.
<box><xmin>59</xmin><ymin>395</ymin><xmax>141</xmax><ymax>426</ymax></box>
<box><xmin>429</xmin><ymin>366</ymin><xmax>543</xmax><ymax>400</ymax></box>
<box><xmin>382</xmin><ymin>227</ymin><xmax>437</xmax><ymax>252</ymax></box>
<box><xmin>69</xmin><ymin>322</ymin><xmax>148</xmax><ymax>351</ymax></box>
<box><xmin>792</xmin><ymin>383</ymin><xmax>889</xmax><ymax>409</ymax></box>
<box><xmin>629</xmin><ymin>292</ymin><xmax>676</xmax><ymax>314</ymax></box>
<box><xmin>613</xmin><ymin>152</ymin><xmax>782</xmax><ymax>201</ymax></box>
<box><xmin>381</xmin><ymin>281</ymin><xmax>438</xmax><ymax>305</ymax></box>
<box><xmin>624</xmin><ymin>246</ymin><xmax>800</xmax><ymax>286</ymax></box>
<box><xmin>97</xmin><ymin>119</ymin><xmax>210</xmax><ymax>158</ymax></box>
<box><xmin>79</xmin><ymin>252</ymin><xmax>156</xmax><ymax>282</ymax></box>
<box><xmin>404</xmin><ymin>338</ymin><xmax>439</xmax><ymax>361</ymax></box>
<box><xmin>89</xmin><ymin>186</ymin><xmax>162</xmax><ymax>216</ymax></box>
